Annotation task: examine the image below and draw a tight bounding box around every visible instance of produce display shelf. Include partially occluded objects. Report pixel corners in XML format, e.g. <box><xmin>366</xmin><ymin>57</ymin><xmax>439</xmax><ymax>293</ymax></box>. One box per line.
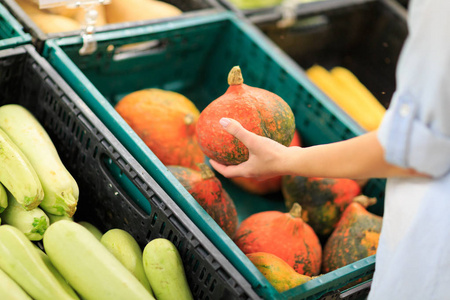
<box><xmin>43</xmin><ymin>11</ymin><xmax>386</xmax><ymax>299</ymax></box>
<box><xmin>0</xmin><ymin>1</ymin><xmax>31</xmax><ymax>50</ymax></box>
<box><xmin>0</xmin><ymin>44</ymin><xmax>262</xmax><ymax>300</ymax></box>
<box><xmin>0</xmin><ymin>0</ymin><xmax>226</xmax><ymax>53</ymax></box>
<box><xmin>249</xmin><ymin>0</ymin><xmax>408</xmax><ymax>108</ymax></box>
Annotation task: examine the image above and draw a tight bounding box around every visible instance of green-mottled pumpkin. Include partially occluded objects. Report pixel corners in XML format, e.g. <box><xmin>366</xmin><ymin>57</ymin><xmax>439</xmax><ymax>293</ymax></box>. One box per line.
<box><xmin>167</xmin><ymin>163</ymin><xmax>238</xmax><ymax>238</ymax></box>
<box><xmin>282</xmin><ymin>176</ymin><xmax>362</xmax><ymax>237</ymax></box>
<box><xmin>234</xmin><ymin>203</ymin><xmax>322</xmax><ymax>276</ymax></box>
<box><xmin>246</xmin><ymin>252</ymin><xmax>312</xmax><ymax>292</ymax></box>
<box><xmin>322</xmin><ymin>195</ymin><xmax>382</xmax><ymax>273</ymax></box>
<box><xmin>196</xmin><ymin>66</ymin><xmax>295</xmax><ymax>165</ymax></box>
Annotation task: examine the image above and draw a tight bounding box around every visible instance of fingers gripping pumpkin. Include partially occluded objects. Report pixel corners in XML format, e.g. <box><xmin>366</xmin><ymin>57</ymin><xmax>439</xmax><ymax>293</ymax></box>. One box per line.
<box><xmin>196</xmin><ymin>66</ymin><xmax>296</xmax><ymax>165</ymax></box>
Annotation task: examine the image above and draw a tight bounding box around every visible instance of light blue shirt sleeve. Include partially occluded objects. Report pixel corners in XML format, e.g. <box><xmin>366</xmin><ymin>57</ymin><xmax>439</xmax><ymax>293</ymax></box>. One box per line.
<box><xmin>377</xmin><ymin>0</ymin><xmax>450</xmax><ymax>178</ymax></box>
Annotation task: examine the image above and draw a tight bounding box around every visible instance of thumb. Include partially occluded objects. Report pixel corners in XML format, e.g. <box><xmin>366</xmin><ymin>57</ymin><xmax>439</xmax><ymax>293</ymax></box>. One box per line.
<box><xmin>219</xmin><ymin>118</ymin><xmax>253</xmax><ymax>146</ymax></box>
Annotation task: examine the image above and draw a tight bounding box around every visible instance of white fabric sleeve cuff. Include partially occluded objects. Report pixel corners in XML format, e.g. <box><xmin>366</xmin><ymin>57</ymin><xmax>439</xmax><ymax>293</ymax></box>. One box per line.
<box><xmin>378</xmin><ymin>93</ymin><xmax>450</xmax><ymax>178</ymax></box>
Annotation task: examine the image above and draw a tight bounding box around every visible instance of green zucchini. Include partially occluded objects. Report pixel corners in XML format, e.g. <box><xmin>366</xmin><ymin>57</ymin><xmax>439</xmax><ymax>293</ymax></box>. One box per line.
<box><xmin>0</xmin><ymin>104</ymin><xmax>79</xmax><ymax>217</ymax></box>
<box><xmin>78</xmin><ymin>221</ymin><xmax>103</xmax><ymax>240</ymax></box>
<box><xmin>101</xmin><ymin>228</ymin><xmax>153</xmax><ymax>294</ymax></box>
<box><xmin>44</xmin><ymin>220</ymin><xmax>155</xmax><ymax>300</ymax></box>
<box><xmin>0</xmin><ymin>190</ymin><xmax>49</xmax><ymax>241</ymax></box>
<box><xmin>0</xmin><ymin>182</ymin><xmax>7</xmax><ymax>213</ymax></box>
<box><xmin>0</xmin><ymin>225</ymin><xmax>77</xmax><ymax>300</ymax></box>
<box><xmin>0</xmin><ymin>127</ymin><xmax>43</xmax><ymax>210</ymax></box>
<box><xmin>0</xmin><ymin>267</ymin><xmax>32</xmax><ymax>300</ymax></box>
<box><xmin>143</xmin><ymin>238</ymin><xmax>194</xmax><ymax>300</ymax></box>
<box><xmin>34</xmin><ymin>245</ymin><xmax>80</xmax><ymax>299</ymax></box>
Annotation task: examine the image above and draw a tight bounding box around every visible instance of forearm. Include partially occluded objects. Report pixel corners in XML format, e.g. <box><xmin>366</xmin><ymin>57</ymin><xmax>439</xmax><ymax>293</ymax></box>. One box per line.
<box><xmin>280</xmin><ymin>131</ymin><xmax>423</xmax><ymax>179</ymax></box>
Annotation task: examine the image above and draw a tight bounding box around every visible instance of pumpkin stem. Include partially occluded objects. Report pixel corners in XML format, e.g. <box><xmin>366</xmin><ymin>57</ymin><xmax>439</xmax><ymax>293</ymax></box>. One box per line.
<box><xmin>184</xmin><ymin>113</ymin><xmax>195</xmax><ymax>125</ymax></box>
<box><xmin>228</xmin><ymin>66</ymin><xmax>244</xmax><ymax>86</ymax></box>
<box><xmin>353</xmin><ymin>195</ymin><xmax>377</xmax><ymax>208</ymax></box>
<box><xmin>197</xmin><ymin>163</ymin><xmax>215</xmax><ymax>180</ymax></box>
<box><xmin>289</xmin><ymin>203</ymin><xmax>302</xmax><ymax>218</ymax></box>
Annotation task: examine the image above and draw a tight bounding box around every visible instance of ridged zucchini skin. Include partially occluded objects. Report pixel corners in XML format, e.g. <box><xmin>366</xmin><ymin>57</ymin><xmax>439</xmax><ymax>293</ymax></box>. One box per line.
<box><xmin>0</xmin><ymin>225</ymin><xmax>76</xmax><ymax>300</ymax></box>
<box><xmin>0</xmin><ymin>267</ymin><xmax>32</xmax><ymax>300</ymax></box>
<box><xmin>0</xmin><ymin>191</ymin><xmax>50</xmax><ymax>241</ymax></box>
<box><xmin>44</xmin><ymin>220</ymin><xmax>155</xmax><ymax>300</ymax></box>
<box><xmin>101</xmin><ymin>228</ymin><xmax>153</xmax><ymax>294</ymax></box>
<box><xmin>0</xmin><ymin>127</ymin><xmax>43</xmax><ymax>210</ymax></box>
<box><xmin>0</xmin><ymin>183</ymin><xmax>7</xmax><ymax>213</ymax></box>
<box><xmin>0</xmin><ymin>104</ymin><xmax>79</xmax><ymax>217</ymax></box>
<box><xmin>143</xmin><ymin>238</ymin><xmax>194</xmax><ymax>300</ymax></box>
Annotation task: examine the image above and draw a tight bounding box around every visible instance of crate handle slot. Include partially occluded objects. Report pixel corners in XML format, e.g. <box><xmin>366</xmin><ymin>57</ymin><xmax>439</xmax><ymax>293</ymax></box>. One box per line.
<box><xmin>99</xmin><ymin>152</ymin><xmax>153</xmax><ymax>217</ymax></box>
<box><xmin>113</xmin><ymin>40</ymin><xmax>168</xmax><ymax>61</ymax></box>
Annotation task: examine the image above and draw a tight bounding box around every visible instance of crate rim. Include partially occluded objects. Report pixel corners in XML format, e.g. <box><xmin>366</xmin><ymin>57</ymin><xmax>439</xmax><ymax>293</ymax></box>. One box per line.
<box><xmin>246</xmin><ymin>0</ymin><xmax>407</xmax><ymax>25</ymax></box>
<box><xmin>42</xmin><ymin>11</ymin><xmax>375</xmax><ymax>300</ymax></box>
<box><xmin>0</xmin><ymin>1</ymin><xmax>31</xmax><ymax>49</ymax></box>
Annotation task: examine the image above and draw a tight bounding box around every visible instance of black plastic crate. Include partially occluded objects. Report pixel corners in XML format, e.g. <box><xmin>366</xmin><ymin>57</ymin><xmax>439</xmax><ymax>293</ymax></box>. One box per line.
<box><xmin>0</xmin><ymin>0</ymin><xmax>226</xmax><ymax>53</ymax></box>
<box><xmin>250</xmin><ymin>0</ymin><xmax>408</xmax><ymax>108</ymax></box>
<box><xmin>0</xmin><ymin>44</ymin><xmax>261</xmax><ymax>300</ymax></box>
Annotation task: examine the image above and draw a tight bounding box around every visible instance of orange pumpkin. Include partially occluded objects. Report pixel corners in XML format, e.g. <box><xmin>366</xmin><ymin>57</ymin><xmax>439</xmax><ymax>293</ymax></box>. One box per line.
<box><xmin>115</xmin><ymin>89</ymin><xmax>205</xmax><ymax>169</ymax></box>
<box><xmin>322</xmin><ymin>195</ymin><xmax>382</xmax><ymax>273</ymax></box>
<box><xmin>234</xmin><ymin>203</ymin><xmax>322</xmax><ymax>276</ymax></box>
<box><xmin>167</xmin><ymin>163</ymin><xmax>238</xmax><ymax>238</ymax></box>
<box><xmin>115</xmin><ymin>89</ymin><xmax>204</xmax><ymax>169</ymax></box>
<box><xmin>246</xmin><ymin>252</ymin><xmax>312</xmax><ymax>293</ymax></box>
<box><xmin>196</xmin><ymin>66</ymin><xmax>295</xmax><ymax>165</ymax></box>
<box><xmin>231</xmin><ymin>129</ymin><xmax>301</xmax><ymax>195</ymax></box>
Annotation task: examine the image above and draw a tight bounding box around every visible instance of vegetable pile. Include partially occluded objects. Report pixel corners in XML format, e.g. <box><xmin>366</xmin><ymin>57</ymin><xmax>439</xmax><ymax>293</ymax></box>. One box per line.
<box><xmin>114</xmin><ymin>66</ymin><xmax>384</xmax><ymax>293</ymax></box>
<box><xmin>0</xmin><ymin>104</ymin><xmax>194</xmax><ymax>300</ymax></box>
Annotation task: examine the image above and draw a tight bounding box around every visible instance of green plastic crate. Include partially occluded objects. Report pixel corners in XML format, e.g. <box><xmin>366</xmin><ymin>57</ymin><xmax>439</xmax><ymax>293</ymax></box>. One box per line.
<box><xmin>0</xmin><ymin>1</ymin><xmax>30</xmax><ymax>49</ymax></box>
<box><xmin>43</xmin><ymin>11</ymin><xmax>386</xmax><ymax>299</ymax></box>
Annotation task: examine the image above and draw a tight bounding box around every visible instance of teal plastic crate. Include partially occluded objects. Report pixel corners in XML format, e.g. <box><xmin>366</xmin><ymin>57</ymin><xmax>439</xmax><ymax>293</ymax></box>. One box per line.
<box><xmin>43</xmin><ymin>11</ymin><xmax>386</xmax><ymax>299</ymax></box>
<box><xmin>0</xmin><ymin>1</ymin><xmax>30</xmax><ymax>49</ymax></box>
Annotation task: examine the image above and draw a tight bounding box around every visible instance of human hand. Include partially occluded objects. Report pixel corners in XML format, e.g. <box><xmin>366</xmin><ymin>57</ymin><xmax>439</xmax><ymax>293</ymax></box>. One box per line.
<box><xmin>209</xmin><ymin>118</ymin><xmax>291</xmax><ymax>179</ymax></box>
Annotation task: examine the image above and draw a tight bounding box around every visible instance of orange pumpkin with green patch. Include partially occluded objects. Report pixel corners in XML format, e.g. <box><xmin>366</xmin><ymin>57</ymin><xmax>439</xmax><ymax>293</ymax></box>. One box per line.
<box><xmin>196</xmin><ymin>66</ymin><xmax>295</xmax><ymax>165</ymax></box>
<box><xmin>282</xmin><ymin>176</ymin><xmax>362</xmax><ymax>237</ymax></box>
<box><xmin>234</xmin><ymin>203</ymin><xmax>322</xmax><ymax>276</ymax></box>
<box><xmin>322</xmin><ymin>195</ymin><xmax>382</xmax><ymax>273</ymax></box>
<box><xmin>115</xmin><ymin>88</ymin><xmax>204</xmax><ymax>169</ymax></box>
<box><xmin>246</xmin><ymin>252</ymin><xmax>312</xmax><ymax>292</ymax></box>
<box><xmin>167</xmin><ymin>163</ymin><xmax>238</xmax><ymax>238</ymax></box>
